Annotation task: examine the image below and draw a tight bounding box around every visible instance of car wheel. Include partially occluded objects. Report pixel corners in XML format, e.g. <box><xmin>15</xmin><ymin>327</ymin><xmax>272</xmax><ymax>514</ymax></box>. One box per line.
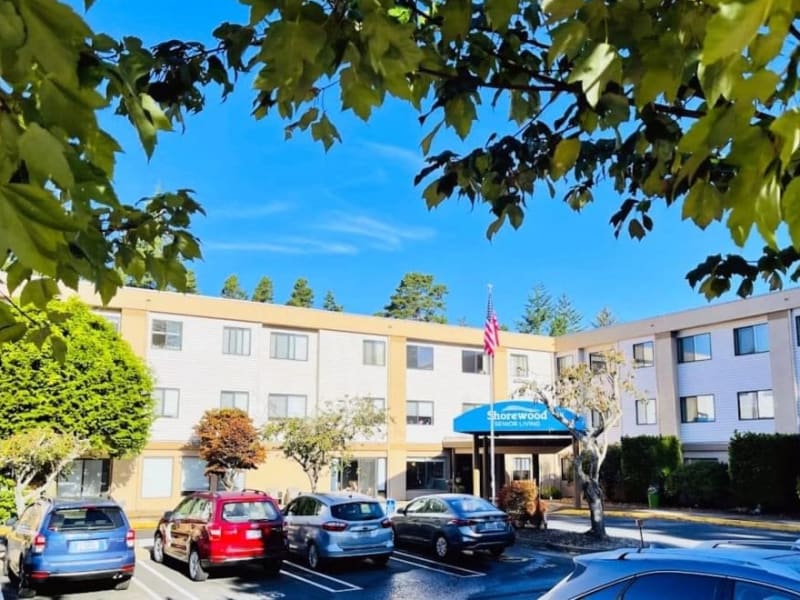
<box><xmin>114</xmin><ymin>577</ymin><xmax>132</xmax><ymax>590</ymax></box>
<box><xmin>433</xmin><ymin>534</ymin><xmax>454</xmax><ymax>561</ymax></box>
<box><xmin>263</xmin><ymin>559</ymin><xmax>282</xmax><ymax>577</ymax></box>
<box><xmin>306</xmin><ymin>542</ymin><xmax>324</xmax><ymax>571</ymax></box>
<box><xmin>151</xmin><ymin>533</ymin><xmax>165</xmax><ymax>564</ymax></box>
<box><xmin>188</xmin><ymin>547</ymin><xmax>209</xmax><ymax>582</ymax></box>
<box><xmin>372</xmin><ymin>554</ymin><xmax>390</xmax><ymax>567</ymax></box>
<box><xmin>489</xmin><ymin>547</ymin><xmax>504</xmax><ymax>558</ymax></box>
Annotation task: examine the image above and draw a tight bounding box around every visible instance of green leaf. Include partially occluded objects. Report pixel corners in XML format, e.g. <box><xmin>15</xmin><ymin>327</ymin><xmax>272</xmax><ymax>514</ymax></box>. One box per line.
<box><xmin>702</xmin><ymin>0</ymin><xmax>770</xmax><ymax>64</ymax></box>
<box><xmin>682</xmin><ymin>179</ymin><xmax>723</xmax><ymax>229</ymax></box>
<box><xmin>310</xmin><ymin>114</ymin><xmax>341</xmax><ymax>151</ymax></box>
<box><xmin>567</xmin><ymin>43</ymin><xmax>622</xmax><ymax>107</ymax></box>
<box><xmin>0</xmin><ymin>323</ymin><xmax>26</xmax><ymax>343</ymax></box>
<box><xmin>18</xmin><ymin>123</ymin><xmax>74</xmax><ymax>189</ymax></box>
<box><xmin>755</xmin><ymin>175</ymin><xmax>781</xmax><ymax>249</ymax></box>
<box><xmin>439</xmin><ymin>0</ymin><xmax>471</xmax><ymax>42</ymax></box>
<box><xmin>547</xmin><ymin>20</ymin><xmax>587</xmax><ymax>67</ymax></box>
<box><xmin>628</xmin><ymin>218</ymin><xmax>645</xmax><ymax>240</ymax></box>
<box><xmin>0</xmin><ymin>1</ymin><xmax>24</xmax><ymax>49</ymax></box>
<box><xmin>3</xmin><ymin>184</ymin><xmax>76</xmax><ymax>231</ymax></box>
<box><xmin>485</xmin><ymin>0</ymin><xmax>516</xmax><ymax>31</ymax></box>
<box><xmin>769</xmin><ymin>110</ymin><xmax>800</xmax><ymax>167</ymax></box>
<box><xmin>750</xmin><ymin>10</ymin><xmax>791</xmax><ymax>67</ymax></box>
<box><xmin>50</xmin><ymin>335</ymin><xmax>67</xmax><ymax>363</ymax></box>
<box><xmin>541</xmin><ymin>0</ymin><xmax>583</xmax><ymax>22</ymax></box>
<box><xmin>782</xmin><ymin>178</ymin><xmax>800</xmax><ymax>249</ymax></box>
<box><xmin>420</xmin><ymin>121</ymin><xmax>444</xmax><ymax>155</ymax></box>
<box><xmin>550</xmin><ymin>138</ymin><xmax>581</xmax><ymax>180</ymax></box>
<box><xmin>340</xmin><ymin>68</ymin><xmax>383</xmax><ymax>120</ymax></box>
<box><xmin>140</xmin><ymin>93</ymin><xmax>173</xmax><ymax>132</ymax></box>
<box><xmin>20</xmin><ymin>278</ymin><xmax>60</xmax><ymax>310</ymax></box>
<box><xmin>6</xmin><ymin>261</ymin><xmax>32</xmax><ymax>294</ymax></box>
<box><xmin>444</xmin><ymin>95</ymin><xmax>477</xmax><ymax>139</ymax></box>
<box><xmin>126</xmin><ymin>93</ymin><xmax>158</xmax><ymax>158</ymax></box>
<box><xmin>732</xmin><ymin>69</ymin><xmax>780</xmax><ymax>103</ymax></box>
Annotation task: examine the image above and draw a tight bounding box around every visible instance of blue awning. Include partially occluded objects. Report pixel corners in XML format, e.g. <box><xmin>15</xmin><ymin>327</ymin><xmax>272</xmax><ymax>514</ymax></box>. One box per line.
<box><xmin>453</xmin><ymin>400</ymin><xmax>585</xmax><ymax>435</ymax></box>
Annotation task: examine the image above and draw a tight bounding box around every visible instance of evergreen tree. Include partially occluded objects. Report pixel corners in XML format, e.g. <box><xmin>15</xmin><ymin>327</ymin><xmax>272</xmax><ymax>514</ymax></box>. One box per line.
<box><xmin>381</xmin><ymin>272</ymin><xmax>448</xmax><ymax>323</ymax></box>
<box><xmin>517</xmin><ymin>284</ymin><xmax>553</xmax><ymax>334</ymax></box>
<box><xmin>550</xmin><ymin>294</ymin><xmax>583</xmax><ymax>336</ymax></box>
<box><xmin>287</xmin><ymin>278</ymin><xmax>314</xmax><ymax>308</ymax></box>
<box><xmin>592</xmin><ymin>307</ymin><xmax>617</xmax><ymax>328</ymax></box>
<box><xmin>322</xmin><ymin>290</ymin><xmax>343</xmax><ymax>312</ymax></box>
<box><xmin>252</xmin><ymin>276</ymin><xmax>274</xmax><ymax>303</ymax></box>
<box><xmin>221</xmin><ymin>274</ymin><xmax>248</xmax><ymax>300</ymax></box>
<box><xmin>184</xmin><ymin>270</ymin><xmax>198</xmax><ymax>294</ymax></box>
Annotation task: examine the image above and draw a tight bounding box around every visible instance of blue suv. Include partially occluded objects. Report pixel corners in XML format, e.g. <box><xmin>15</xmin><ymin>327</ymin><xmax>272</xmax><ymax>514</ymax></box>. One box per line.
<box><xmin>3</xmin><ymin>497</ymin><xmax>136</xmax><ymax>598</ymax></box>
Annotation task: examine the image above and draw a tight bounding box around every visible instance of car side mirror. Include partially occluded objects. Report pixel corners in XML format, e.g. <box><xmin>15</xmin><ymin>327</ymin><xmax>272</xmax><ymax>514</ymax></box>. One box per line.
<box><xmin>396</xmin><ymin>508</ymin><xmax>406</xmax><ymax>516</ymax></box>
<box><xmin>162</xmin><ymin>511</ymin><xmax>173</xmax><ymax>521</ymax></box>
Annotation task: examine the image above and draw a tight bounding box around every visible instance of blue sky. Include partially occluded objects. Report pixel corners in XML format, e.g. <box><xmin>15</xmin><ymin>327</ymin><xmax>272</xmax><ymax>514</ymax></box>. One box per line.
<box><xmin>78</xmin><ymin>1</ymin><xmax>782</xmax><ymax>329</ymax></box>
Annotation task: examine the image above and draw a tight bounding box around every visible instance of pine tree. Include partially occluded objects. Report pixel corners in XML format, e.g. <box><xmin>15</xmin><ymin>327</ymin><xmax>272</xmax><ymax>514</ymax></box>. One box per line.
<box><xmin>221</xmin><ymin>274</ymin><xmax>247</xmax><ymax>300</ymax></box>
<box><xmin>549</xmin><ymin>294</ymin><xmax>583</xmax><ymax>336</ymax></box>
<box><xmin>287</xmin><ymin>278</ymin><xmax>314</xmax><ymax>308</ymax></box>
<box><xmin>592</xmin><ymin>307</ymin><xmax>617</xmax><ymax>328</ymax></box>
<box><xmin>381</xmin><ymin>272</ymin><xmax>448</xmax><ymax>323</ymax></box>
<box><xmin>517</xmin><ymin>284</ymin><xmax>553</xmax><ymax>334</ymax></box>
<box><xmin>252</xmin><ymin>276</ymin><xmax>274</xmax><ymax>303</ymax></box>
<box><xmin>184</xmin><ymin>270</ymin><xmax>198</xmax><ymax>294</ymax></box>
<box><xmin>322</xmin><ymin>290</ymin><xmax>343</xmax><ymax>311</ymax></box>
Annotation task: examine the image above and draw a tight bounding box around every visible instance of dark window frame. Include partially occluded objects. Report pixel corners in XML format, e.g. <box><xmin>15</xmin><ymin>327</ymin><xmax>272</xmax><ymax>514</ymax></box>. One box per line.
<box><xmin>635</xmin><ymin>397</ymin><xmax>657</xmax><ymax>425</ymax></box>
<box><xmin>733</xmin><ymin>323</ymin><xmax>769</xmax><ymax>356</ymax></box>
<box><xmin>737</xmin><ymin>389</ymin><xmax>775</xmax><ymax>421</ymax></box>
<box><xmin>407</xmin><ymin>344</ymin><xmax>434</xmax><ymax>370</ymax></box>
<box><xmin>461</xmin><ymin>349</ymin><xmax>485</xmax><ymax>374</ymax></box>
<box><xmin>677</xmin><ymin>333</ymin><xmax>712</xmax><ymax>363</ymax></box>
<box><xmin>680</xmin><ymin>394</ymin><xmax>716</xmax><ymax>423</ymax></box>
<box><xmin>632</xmin><ymin>341</ymin><xmax>654</xmax><ymax>368</ymax></box>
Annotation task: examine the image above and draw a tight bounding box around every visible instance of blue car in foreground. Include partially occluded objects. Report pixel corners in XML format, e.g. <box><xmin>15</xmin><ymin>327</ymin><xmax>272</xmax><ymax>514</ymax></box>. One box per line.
<box><xmin>3</xmin><ymin>497</ymin><xmax>136</xmax><ymax>598</ymax></box>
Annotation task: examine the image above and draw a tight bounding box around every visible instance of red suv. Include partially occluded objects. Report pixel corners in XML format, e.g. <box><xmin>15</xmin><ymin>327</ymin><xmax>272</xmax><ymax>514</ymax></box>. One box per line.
<box><xmin>151</xmin><ymin>489</ymin><xmax>286</xmax><ymax>581</ymax></box>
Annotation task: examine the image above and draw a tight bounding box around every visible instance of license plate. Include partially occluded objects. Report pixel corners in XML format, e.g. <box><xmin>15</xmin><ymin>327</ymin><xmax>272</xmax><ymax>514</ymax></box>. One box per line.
<box><xmin>482</xmin><ymin>522</ymin><xmax>504</xmax><ymax>532</ymax></box>
<box><xmin>357</xmin><ymin>530</ymin><xmax>372</xmax><ymax>536</ymax></box>
<box><xmin>70</xmin><ymin>539</ymin><xmax>103</xmax><ymax>553</ymax></box>
<box><xmin>245</xmin><ymin>529</ymin><xmax>262</xmax><ymax>540</ymax></box>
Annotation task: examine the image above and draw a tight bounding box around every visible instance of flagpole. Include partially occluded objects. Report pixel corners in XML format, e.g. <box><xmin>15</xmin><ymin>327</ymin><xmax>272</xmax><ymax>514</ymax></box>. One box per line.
<box><xmin>487</xmin><ymin>284</ymin><xmax>497</xmax><ymax>505</ymax></box>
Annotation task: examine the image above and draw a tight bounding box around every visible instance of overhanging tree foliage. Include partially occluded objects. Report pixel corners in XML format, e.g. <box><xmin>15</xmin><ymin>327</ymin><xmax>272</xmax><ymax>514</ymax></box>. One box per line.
<box><xmin>195</xmin><ymin>408</ymin><xmax>267</xmax><ymax>490</ymax></box>
<box><xmin>520</xmin><ymin>350</ymin><xmax>640</xmax><ymax>538</ymax></box>
<box><xmin>263</xmin><ymin>397</ymin><xmax>387</xmax><ymax>492</ymax></box>
<box><xmin>0</xmin><ymin>297</ymin><xmax>154</xmax><ymax>455</ymax></box>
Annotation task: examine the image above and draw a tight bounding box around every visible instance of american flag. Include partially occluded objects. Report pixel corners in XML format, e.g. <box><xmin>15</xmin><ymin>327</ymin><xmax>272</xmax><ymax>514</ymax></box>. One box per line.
<box><xmin>484</xmin><ymin>290</ymin><xmax>500</xmax><ymax>356</ymax></box>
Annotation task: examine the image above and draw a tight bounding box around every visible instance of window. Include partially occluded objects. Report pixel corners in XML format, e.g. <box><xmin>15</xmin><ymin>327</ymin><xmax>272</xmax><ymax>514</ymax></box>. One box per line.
<box><xmin>733</xmin><ymin>580</ymin><xmax>797</xmax><ymax>600</ymax></box>
<box><xmin>556</xmin><ymin>355</ymin><xmax>573</xmax><ymax>376</ymax></box>
<box><xmin>223</xmin><ymin>327</ymin><xmax>251</xmax><ymax>356</ymax></box>
<box><xmin>677</xmin><ymin>333</ymin><xmax>711</xmax><ymax>362</ymax></box>
<box><xmin>181</xmin><ymin>457</ymin><xmax>209</xmax><ymax>493</ymax></box>
<box><xmin>57</xmin><ymin>459</ymin><xmax>110</xmax><ymax>497</ymax></box>
<box><xmin>151</xmin><ymin>319</ymin><xmax>182</xmax><ymax>350</ymax></box>
<box><xmin>590</xmin><ymin>409</ymin><xmax>602</xmax><ymax>428</ymax></box>
<box><xmin>406</xmin><ymin>459</ymin><xmax>445</xmax><ymax>490</ymax></box>
<box><xmin>560</xmin><ymin>456</ymin><xmax>574</xmax><ymax>482</ymax></box>
<box><xmin>738</xmin><ymin>390</ymin><xmax>774</xmax><ymax>420</ymax></box>
<box><xmin>407</xmin><ymin>345</ymin><xmax>434</xmax><ymax>370</ymax></box>
<box><xmin>512</xmin><ymin>457</ymin><xmax>531</xmax><ymax>480</ymax></box>
<box><xmin>141</xmin><ymin>457</ymin><xmax>173</xmax><ymax>498</ymax></box>
<box><xmin>734</xmin><ymin>323</ymin><xmax>769</xmax><ymax>355</ymax></box>
<box><xmin>270</xmin><ymin>332</ymin><xmax>308</xmax><ymax>361</ymax></box>
<box><xmin>461</xmin><ymin>350</ymin><xmax>485</xmax><ymax>374</ymax></box>
<box><xmin>633</xmin><ymin>342</ymin><xmax>654</xmax><ymax>367</ymax></box>
<box><xmin>588</xmin><ymin>352</ymin><xmax>607</xmax><ymax>373</ymax></box>
<box><xmin>407</xmin><ymin>400</ymin><xmax>434</xmax><ymax>425</ymax></box>
<box><xmin>267</xmin><ymin>394</ymin><xmax>307</xmax><ymax>419</ymax></box>
<box><xmin>462</xmin><ymin>402</ymin><xmax>483</xmax><ymax>413</ymax></box>
<box><xmin>680</xmin><ymin>394</ymin><xmax>715</xmax><ymax>423</ymax></box>
<box><xmin>220</xmin><ymin>390</ymin><xmax>249</xmax><ymax>412</ymax></box>
<box><xmin>619</xmin><ymin>572</ymin><xmax>725</xmax><ymax>599</ymax></box>
<box><xmin>363</xmin><ymin>340</ymin><xmax>386</xmax><ymax>366</ymax></box>
<box><xmin>153</xmin><ymin>388</ymin><xmax>179</xmax><ymax>418</ymax></box>
<box><xmin>636</xmin><ymin>398</ymin><xmax>657</xmax><ymax>425</ymax></box>
<box><xmin>510</xmin><ymin>354</ymin><xmax>529</xmax><ymax>377</ymax></box>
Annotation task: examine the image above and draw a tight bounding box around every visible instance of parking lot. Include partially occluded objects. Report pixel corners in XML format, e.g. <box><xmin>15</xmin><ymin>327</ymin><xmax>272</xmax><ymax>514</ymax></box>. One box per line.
<box><xmin>1</xmin><ymin>542</ymin><xmax>573</xmax><ymax>600</ymax></box>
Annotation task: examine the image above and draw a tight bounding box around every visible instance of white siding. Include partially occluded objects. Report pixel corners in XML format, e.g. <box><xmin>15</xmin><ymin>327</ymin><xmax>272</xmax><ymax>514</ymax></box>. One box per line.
<box><xmin>619</xmin><ymin>336</ymin><xmax>659</xmax><ymax>438</ymax></box>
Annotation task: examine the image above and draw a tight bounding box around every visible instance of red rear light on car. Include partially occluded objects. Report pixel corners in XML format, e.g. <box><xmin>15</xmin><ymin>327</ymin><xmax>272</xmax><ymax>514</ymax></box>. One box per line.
<box><xmin>30</xmin><ymin>571</ymin><xmax>49</xmax><ymax>580</ymax></box>
<box><xmin>321</xmin><ymin>521</ymin><xmax>348</xmax><ymax>532</ymax></box>
<box><xmin>32</xmin><ymin>534</ymin><xmax>46</xmax><ymax>554</ymax></box>
<box><xmin>207</xmin><ymin>526</ymin><xmax>222</xmax><ymax>539</ymax></box>
<box><xmin>448</xmin><ymin>518</ymin><xmax>476</xmax><ymax>527</ymax></box>
<box><xmin>380</xmin><ymin>518</ymin><xmax>392</xmax><ymax>528</ymax></box>
<box><xmin>126</xmin><ymin>529</ymin><xmax>135</xmax><ymax>548</ymax></box>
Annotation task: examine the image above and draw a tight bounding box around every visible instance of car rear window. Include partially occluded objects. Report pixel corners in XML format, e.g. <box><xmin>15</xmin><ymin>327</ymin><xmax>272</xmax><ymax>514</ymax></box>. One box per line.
<box><xmin>221</xmin><ymin>501</ymin><xmax>279</xmax><ymax>522</ymax></box>
<box><xmin>330</xmin><ymin>502</ymin><xmax>384</xmax><ymax>521</ymax></box>
<box><xmin>48</xmin><ymin>507</ymin><xmax>125</xmax><ymax>531</ymax></box>
<box><xmin>448</xmin><ymin>497</ymin><xmax>498</xmax><ymax>513</ymax></box>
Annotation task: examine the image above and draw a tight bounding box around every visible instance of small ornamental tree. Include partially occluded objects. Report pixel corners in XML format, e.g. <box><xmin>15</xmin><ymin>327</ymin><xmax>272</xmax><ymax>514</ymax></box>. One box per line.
<box><xmin>195</xmin><ymin>408</ymin><xmax>266</xmax><ymax>490</ymax></box>
<box><xmin>263</xmin><ymin>398</ymin><xmax>387</xmax><ymax>492</ymax></box>
<box><xmin>520</xmin><ymin>350</ymin><xmax>641</xmax><ymax>539</ymax></box>
<box><xmin>0</xmin><ymin>428</ymin><xmax>90</xmax><ymax>515</ymax></box>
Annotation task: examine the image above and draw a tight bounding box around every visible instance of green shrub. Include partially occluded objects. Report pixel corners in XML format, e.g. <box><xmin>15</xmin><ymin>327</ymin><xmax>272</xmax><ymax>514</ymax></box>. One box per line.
<box><xmin>0</xmin><ymin>474</ymin><xmax>16</xmax><ymax>522</ymax></box>
<box><xmin>600</xmin><ymin>444</ymin><xmax>623</xmax><ymax>501</ymax></box>
<box><xmin>729</xmin><ymin>432</ymin><xmax>800</xmax><ymax>512</ymax></box>
<box><xmin>621</xmin><ymin>435</ymin><xmax>682</xmax><ymax>502</ymax></box>
<box><xmin>665</xmin><ymin>461</ymin><xmax>730</xmax><ymax>508</ymax></box>
<box><xmin>540</xmin><ymin>485</ymin><xmax>562</xmax><ymax>500</ymax></box>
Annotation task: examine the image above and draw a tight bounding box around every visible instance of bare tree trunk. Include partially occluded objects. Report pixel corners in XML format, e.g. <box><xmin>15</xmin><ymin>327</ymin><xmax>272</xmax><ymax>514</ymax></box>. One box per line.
<box><xmin>582</xmin><ymin>478</ymin><xmax>607</xmax><ymax>538</ymax></box>
<box><xmin>221</xmin><ymin>470</ymin><xmax>236</xmax><ymax>490</ymax></box>
<box><xmin>308</xmin><ymin>468</ymin><xmax>319</xmax><ymax>493</ymax></box>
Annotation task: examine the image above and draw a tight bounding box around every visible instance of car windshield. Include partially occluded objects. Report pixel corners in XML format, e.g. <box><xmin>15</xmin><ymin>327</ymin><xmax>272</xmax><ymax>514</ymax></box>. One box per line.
<box><xmin>330</xmin><ymin>501</ymin><xmax>384</xmax><ymax>521</ymax></box>
<box><xmin>448</xmin><ymin>497</ymin><xmax>499</xmax><ymax>514</ymax></box>
<box><xmin>221</xmin><ymin>500</ymin><xmax>278</xmax><ymax>522</ymax></box>
<box><xmin>48</xmin><ymin>507</ymin><xmax>124</xmax><ymax>531</ymax></box>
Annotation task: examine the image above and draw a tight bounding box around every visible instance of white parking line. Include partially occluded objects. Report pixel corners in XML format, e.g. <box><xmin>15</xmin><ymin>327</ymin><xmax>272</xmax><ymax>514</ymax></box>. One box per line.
<box><xmin>136</xmin><ymin>560</ymin><xmax>203</xmax><ymax>600</ymax></box>
<box><xmin>132</xmin><ymin>576</ymin><xmax>166</xmax><ymax>600</ymax></box>
<box><xmin>279</xmin><ymin>569</ymin><xmax>362</xmax><ymax>593</ymax></box>
<box><xmin>283</xmin><ymin>560</ymin><xmax>362</xmax><ymax>588</ymax></box>
<box><xmin>390</xmin><ymin>551</ymin><xmax>486</xmax><ymax>577</ymax></box>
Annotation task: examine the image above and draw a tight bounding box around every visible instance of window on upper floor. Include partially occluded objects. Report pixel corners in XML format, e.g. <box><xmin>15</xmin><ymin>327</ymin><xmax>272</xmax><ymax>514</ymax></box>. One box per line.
<box><xmin>223</xmin><ymin>327</ymin><xmax>251</xmax><ymax>356</ymax></box>
<box><xmin>461</xmin><ymin>350</ymin><xmax>485</xmax><ymax>374</ymax></box>
<box><xmin>407</xmin><ymin>400</ymin><xmax>434</xmax><ymax>425</ymax></box>
<box><xmin>267</xmin><ymin>394</ymin><xmax>307</xmax><ymax>419</ymax></box>
<box><xmin>734</xmin><ymin>323</ymin><xmax>768</xmax><ymax>355</ymax></box>
<box><xmin>151</xmin><ymin>319</ymin><xmax>182</xmax><ymax>350</ymax></box>
<box><xmin>677</xmin><ymin>333</ymin><xmax>711</xmax><ymax>363</ymax></box>
<box><xmin>153</xmin><ymin>388</ymin><xmax>179</xmax><ymax>418</ymax></box>
<box><xmin>407</xmin><ymin>345</ymin><xmax>434</xmax><ymax>370</ymax></box>
<box><xmin>363</xmin><ymin>340</ymin><xmax>386</xmax><ymax>366</ymax></box>
<box><xmin>680</xmin><ymin>394</ymin><xmax>715</xmax><ymax>423</ymax></box>
<box><xmin>556</xmin><ymin>355</ymin><xmax>574</xmax><ymax>376</ymax></box>
<box><xmin>633</xmin><ymin>342</ymin><xmax>654</xmax><ymax>368</ymax></box>
<box><xmin>220</xmin><ymin>390</ymin><xmax>249</xmax><ymax>412</ymax></box>
<box><xmin>738</xmin><ymin>390</ymin><xmax>774</xmax><ymax>420</ymax></box>
<box><xmin>510</xmin><ymin>354</ymin><xmax>529</xmax><ymax>377</ymax></box>
<box><xmin>512</xmin><ymin>457</ymin><xmax>531</xmax><ymax>480</ymax></box>
<box><xmin>636</xmin><ymin>398</ymin><xmax>657</xmax><ymax>425</ymax></box>
<box><xmin>270</xmin><ymin>332</ymin><xmax>308</xmax><ymax>361</ymax></box>
<box><xmin>588</xmin><ymin>352</ymin><xmax>607</xmax><ymax>373</ymax></box>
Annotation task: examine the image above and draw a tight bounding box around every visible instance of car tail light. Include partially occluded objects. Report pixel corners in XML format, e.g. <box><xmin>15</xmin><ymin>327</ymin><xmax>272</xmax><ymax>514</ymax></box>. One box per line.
<box><xmin>126</xmin><ymin>529</ymin><xmax>135</xmax><ymax>548</ymax></box>
<box><xmin>207</xmin><ymin>526</ymin><xmax>222</xmax><ymax>539</ymax></box>
<box><xmin>380</xmin><ymin>518</ymin><xmax>392</xmax><ymax>528</ymax></box>
<box><xmin>121</xmin><ymin>564</ymin><xmax>135</xmax><ymax>573</ymax></box>
<box><xmin>321</xmin><ymin>521</ymin><xmax>348</xmax><ymax>532</ymax></box>
<box><xmin>30</xmin><ymin>571</ymin><xmax>49</xmax><ymax>580</ymax></box>
<box><xmin>448</xmin><ymin>518</ymin><xmax>476</xmax><ymax>527</ymax></box>
<box><xmin>32</xmin><ymin>534</ymin><xmax>46</xmax><ymax>554</ymax></box>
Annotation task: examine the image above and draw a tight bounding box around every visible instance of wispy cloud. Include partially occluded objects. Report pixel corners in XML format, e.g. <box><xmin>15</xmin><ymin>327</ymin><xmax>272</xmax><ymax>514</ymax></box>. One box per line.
<box><xmin>206</xmin><ymin>238</ymin><xmax>358</xmax><ymax>256</ymax></box>
<box><xmin>209</xmin><ymin>201</ymin><xmax>291</xmax><ymax>220</ymax></box>
<box><xmin>319</xmin><ymin>214</ymin><xmax>435</xmax><ymax>251</ymax></box>
<box><xmin>362</xmin><ymin>142</ymin><xmax>423</xmax><ymax>171</ymax></box>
